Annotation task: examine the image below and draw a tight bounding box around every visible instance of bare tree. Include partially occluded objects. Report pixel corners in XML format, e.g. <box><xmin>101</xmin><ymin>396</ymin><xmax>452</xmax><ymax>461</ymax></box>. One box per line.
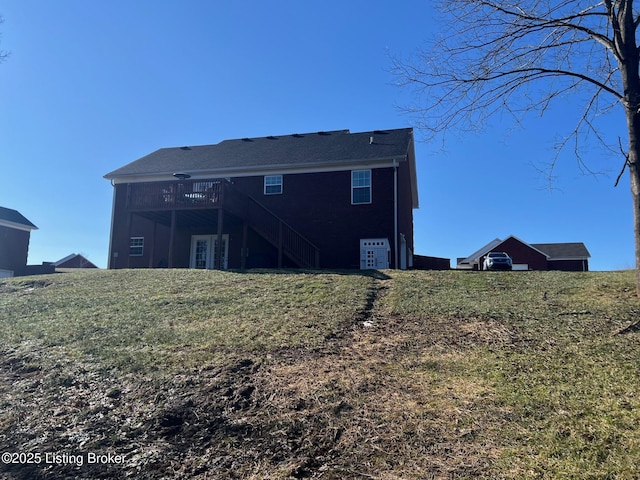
<box><xmin>0</xmin><ymin>16</ymin><xmax>8</xmax><ymax>64</ymax></box>
<box><xmin>393</xmin><ymin>0</ymin><xmax>640</xmax><ymax>292</ymax></box>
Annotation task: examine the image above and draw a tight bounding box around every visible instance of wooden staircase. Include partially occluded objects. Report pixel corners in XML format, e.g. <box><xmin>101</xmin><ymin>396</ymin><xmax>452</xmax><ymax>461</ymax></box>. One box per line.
<box><xmin>220</xmin><ymin>181</ymin><xmax>320</xmax><ymax>269</ymax></box>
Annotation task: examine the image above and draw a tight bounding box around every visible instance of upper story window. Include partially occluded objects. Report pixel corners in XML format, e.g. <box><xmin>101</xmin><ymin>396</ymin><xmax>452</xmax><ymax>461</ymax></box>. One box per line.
<box><xmin>264</xmin><ymin>175</ymin><xmax>283</xmax><ymax>195</ymax></box>
<box><xmin>130</xmin><ymin>237</ymin><xmax>144</xmax><ymax>256</ymax></box>
<box><xmin>351</xmin><ymin>170</ymin><xmax>372</xmax><ymax>204</ymax></box>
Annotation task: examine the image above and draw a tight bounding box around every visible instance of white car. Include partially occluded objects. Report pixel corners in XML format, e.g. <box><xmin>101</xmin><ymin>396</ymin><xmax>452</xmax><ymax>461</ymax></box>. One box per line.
<box><xmin>483</xmin><ymin>252</ymin><xmax>513</xmax><ymax>271</ymax></box>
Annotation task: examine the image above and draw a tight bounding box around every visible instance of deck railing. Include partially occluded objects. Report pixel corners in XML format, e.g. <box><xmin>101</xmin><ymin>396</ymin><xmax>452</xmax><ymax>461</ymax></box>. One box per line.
<box><xmin>126</xmin><ymin>179</ymin><xmax>320</xmax><ymax>268</ymax></box>
<box><xmin>243</xmin><ymin>196</ymin><xmax>320</xmax><ymax>269</ymax></box>
<box><xmin>126</xmin><ymin>180</ymin><xmax>223</xmax><ymax>210</ymax></box>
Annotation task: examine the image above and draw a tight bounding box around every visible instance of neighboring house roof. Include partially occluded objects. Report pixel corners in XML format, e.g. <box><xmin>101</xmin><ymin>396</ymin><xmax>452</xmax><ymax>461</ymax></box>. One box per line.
<box><xmin>457</xmin><ymin>235</ymin><xmax>590</xmax><ymax>267</ymax></box>
<box><xmin>531</xmin><ymin>242</ymin><xmax>591</xmax><ymax>260</ymax></box>
<box><xmin>457</xmin><ymin>238</ymin><xmax>503</xmax><ymax>266</ymax></box>
<box><xmin>104</xmin><ymin>128</ymin><xmax>418</xmax><ymax>208</ymax></box>
<box><xmin>0</xmin><ymin>206</ymin><xmax>38</xmax><ymax>232</ymax></box>
<box><xmin>52</xmin><ymin>253</ymin><xmax>98</xmax><ymax>269</ymax></box>
<box><xmin>457</xmin><ymin>235</ymin><xmax>547</xmax><ymax>265</ymax></box>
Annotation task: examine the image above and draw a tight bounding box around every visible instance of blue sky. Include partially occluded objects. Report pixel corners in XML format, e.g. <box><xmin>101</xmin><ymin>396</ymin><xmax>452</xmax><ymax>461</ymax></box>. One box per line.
<box><xmin>0</xmin><ymin>1</ymin><xmax>634</xmax><ymax>270</ymax></box>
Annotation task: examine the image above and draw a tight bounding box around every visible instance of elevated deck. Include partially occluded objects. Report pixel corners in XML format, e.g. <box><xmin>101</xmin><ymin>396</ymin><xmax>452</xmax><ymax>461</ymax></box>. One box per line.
<box><xmin>125</xmin><ymin>179</ymin><xmax>320</xmax><ymax>269</ymax></box>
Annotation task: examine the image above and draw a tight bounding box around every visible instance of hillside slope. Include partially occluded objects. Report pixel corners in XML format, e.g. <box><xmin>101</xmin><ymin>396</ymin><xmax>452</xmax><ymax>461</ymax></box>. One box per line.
<box><xmin>1</xmin><ymin>269</ymin><xmax>639</xmax><ymax>479</ymax></box>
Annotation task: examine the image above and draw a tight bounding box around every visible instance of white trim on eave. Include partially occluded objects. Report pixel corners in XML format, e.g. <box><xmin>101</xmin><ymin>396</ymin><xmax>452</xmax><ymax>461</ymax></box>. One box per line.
<box><xmin>53</xmin><ymin>254</ymin><xmax>77</xmax><ymax>266</ymax></box>
<box><xmin>503</xmin><ymin>235</ymin><xmax>551</xmax><ymax>258</ymax></box>
<box><xmin>0</xmin><ymin>219</ymin><xmax>38</xmax><ymax>232</ymax></box>
<box><xmin>458</xmin><ymin>238</ymin><xmax>502</xmax><ymax>265</ymax></box>
<box><xmin>106</xmin><ymin>156</ymin><xmax>409</xmax><ymax>185</ymax></box>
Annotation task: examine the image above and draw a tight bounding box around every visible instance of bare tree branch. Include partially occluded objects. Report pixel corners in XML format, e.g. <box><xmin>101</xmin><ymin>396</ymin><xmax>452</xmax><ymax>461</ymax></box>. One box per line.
<box><xmin>616</xmin><ymin>137</ymin><xmax>631</xmax><ymax>186</ymax></box>
<box><xmin>392</xmin><ymin>1</ymin><xmax>626</xmax><ymax>155</ymax></box>
<box><xmin>393</xmin><ymin>0</ymin><xmax>640</xmax><ymax>294</ymax></box>
<box><xmin>0</xmin><ymin>16</ymin><xmax>9</xmax><ymax>64</ymax></box>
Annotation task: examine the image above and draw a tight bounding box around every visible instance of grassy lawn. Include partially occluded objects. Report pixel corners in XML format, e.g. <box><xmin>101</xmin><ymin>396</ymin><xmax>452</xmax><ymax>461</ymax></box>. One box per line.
<box><xmin>0</xmin><ymin>268</ymin><xmax>639</xmax><ymax>479</ymax></box>
<box><xmin>387</xmin><ymin>270</ymin><xmax>640</xmax><ymax>479</ymax></box>
<box><xmin>0</xmin><ymin>269</ymin><xmax>373</xmax><ymax>371</ymax></box>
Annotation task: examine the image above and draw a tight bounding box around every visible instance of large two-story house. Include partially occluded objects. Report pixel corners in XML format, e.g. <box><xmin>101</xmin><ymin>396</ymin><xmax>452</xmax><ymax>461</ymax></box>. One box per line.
<box><xmin>104</xmin><ymin>128</ymin><xmax>419</xmax><ymax>271</ymax></box>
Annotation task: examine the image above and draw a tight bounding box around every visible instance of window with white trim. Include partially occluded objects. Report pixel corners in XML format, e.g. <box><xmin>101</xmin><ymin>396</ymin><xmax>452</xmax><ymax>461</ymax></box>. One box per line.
<box><xmin>130</xmin><ymin>237</ymin><xmax>144</xmax><ymax>256</ymax></box>
<box><xmin>351</xmin><ymin>170</ymin><xmax>371</xmax><ymax>204</ymax></box>
<box><xmin>264</xmin><ymin>175</ymin><xmax>283</xmax><ymax>195</ymax></box>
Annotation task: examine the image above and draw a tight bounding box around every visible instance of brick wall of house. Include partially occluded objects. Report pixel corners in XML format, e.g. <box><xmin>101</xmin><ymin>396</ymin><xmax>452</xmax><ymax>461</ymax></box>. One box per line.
<box><xmin>231</xmin><ymin>167</ymin><xmax>398</xmax><ymax>269</ymax></box>
<box><xmin>0</xmin><ymin>225</ymin><xmax>30</xmax><ymax>275</ymax></box>
<box><xmin>397</xmin><ymin>156</ymin><xmax>415</xmax><ymax>259</ymax></box>
<box><xmin>547</xmin><ymin>259</ymin><xmax>589</xmax><ymax>272</ymax></box>
<box><xmin>108</xmin><ymin>163</ymin><xmax>413</xmax><ymax>270</ymax></box>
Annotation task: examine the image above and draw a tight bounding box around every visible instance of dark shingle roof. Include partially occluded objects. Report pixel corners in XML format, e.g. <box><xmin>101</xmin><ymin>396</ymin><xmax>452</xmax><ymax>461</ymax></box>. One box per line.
<box><xmin>0</xmin><ymin>206</ymin><xmax>37</xmax><ymax>230</ymax></box>
<box><xmin>531</xmin><ymin>242</ymin><xmax>591</xmax><ymax>259</ymax></box>
<box><xmin>104</xmin><ymin>128</ymin><xmax>414</xmax><ymax>179</ymax></box>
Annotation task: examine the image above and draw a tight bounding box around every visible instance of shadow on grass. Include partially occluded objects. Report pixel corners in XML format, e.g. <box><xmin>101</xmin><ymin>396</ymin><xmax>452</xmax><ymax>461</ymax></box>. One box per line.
<box><xmin>230</xmin><ymin>268</ymin><xmax>392</xmax><ymax>280</ymax></box>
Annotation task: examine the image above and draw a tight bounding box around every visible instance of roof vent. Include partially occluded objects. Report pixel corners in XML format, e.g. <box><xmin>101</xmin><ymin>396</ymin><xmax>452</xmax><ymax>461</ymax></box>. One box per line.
<box><xmin>267</xmin><ymin>135</ymin><xmax>277</xmax><ymax>140</ymax></box>
<box><xmin>369</xmin><ymin>136</ymin><xmax>374</xmax><ymax>145</ymax></box>
<box><xmin>242</xmin><ymin>138</ymin><xmax>253</xmax><ymax>142</ymax></box>
<box><xmin>317</xmin><ymin>131</ymin><xmax>330</xmax><ymax>136</ymax></box>
<box><xmin>292</xmin><ymin>133</ymin><xmax>303</xmax><ymax>138</ymax></box>
<box><xmin>180</xmin><ymin>146</ymin><xmax>191</xmax><ymax>150</ymax></box>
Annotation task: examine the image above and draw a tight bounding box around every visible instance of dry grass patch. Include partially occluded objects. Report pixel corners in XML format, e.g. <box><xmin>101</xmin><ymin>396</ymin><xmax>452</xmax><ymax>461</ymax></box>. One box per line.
<box><xmin>1</xmin><ymin>269</ymin><xmax>640</xmax><ymax>479</ymax></box>
<box><xmin>387</xmin><ymin>270</ymin><xmax>640</xmax><ymax>479</ymax></box>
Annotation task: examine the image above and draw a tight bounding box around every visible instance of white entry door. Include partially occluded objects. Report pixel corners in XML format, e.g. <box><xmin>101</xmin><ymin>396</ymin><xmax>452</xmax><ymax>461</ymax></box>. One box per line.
<box><xmin>360</xmin><ymin>238</ymin><xmax>390</xmax><ymax>269</ymax></box>
<box><xmin>190</xmin><ymin>235</ymin><xmax>229</xmax><ymax>269</ymax></box>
